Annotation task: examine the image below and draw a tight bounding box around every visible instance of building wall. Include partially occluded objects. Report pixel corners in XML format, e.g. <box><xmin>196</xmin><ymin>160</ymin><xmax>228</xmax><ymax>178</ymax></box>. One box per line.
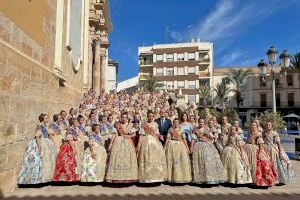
<box><xmin>107</xmin><ymin>60</ymin><xmax>118</xmax><ymax>91</ymax></box>
<box><xmin>0</xmin><ymin>0</ymin><xmax>89</xmax><ymax>194</ymax></box>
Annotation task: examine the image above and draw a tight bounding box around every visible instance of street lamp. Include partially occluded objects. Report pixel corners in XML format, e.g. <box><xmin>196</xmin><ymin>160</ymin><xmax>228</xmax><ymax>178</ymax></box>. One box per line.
<box><xmin>257</xmin><ymin>46</ymin><xmax>292</xmax><ymax>113</ymax></box>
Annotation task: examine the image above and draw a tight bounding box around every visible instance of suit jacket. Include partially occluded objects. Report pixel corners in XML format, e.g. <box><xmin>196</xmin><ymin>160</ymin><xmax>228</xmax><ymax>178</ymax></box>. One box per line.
<box><xmin>155</xmin><ymin>117</ymin><xmax>172</xmax><ymax>136</ymax></box>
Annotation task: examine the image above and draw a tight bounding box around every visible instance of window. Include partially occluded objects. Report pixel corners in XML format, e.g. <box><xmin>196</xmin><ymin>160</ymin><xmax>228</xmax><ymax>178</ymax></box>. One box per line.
<box><xmin>260</xmin><ymin>93</ymin><xmax>267</xmax><ymax>107</ymax></box>
<box><xmin>287</xmin><ymin>74</ymin><xmax>293</xmax><ymax>86</ymax></box>
<box><xmin>188</xmin><ymin>81</ymin><xmax>196</xmax><ymax>89</ymax></box>
<box><xmin>177</xmin><ymin>81</ymin><xmax>185</xmax><ymax>89</ymax></box>
<box><xmin>166</xmin><ymin>67</ymin><xmax>174</xmax><ymax>76</ymax></box>
<box><xmin>276</xmin><ymin>93</ymin><xmax>281</xmax><ymax>107</ymax></box>
<box><xmin>156</xmin><ymin>68</ymin><xmax>163</xmax><ymax>76</ymax></box>
<box><xmin>177</xmin><ymin>67</ymin><xmax>185</xmax><ymax>75</ymax></box>
<box><xmin>188</xmin><ymin>52</ymin><xmax>195</xmax><ymax>60</ymax></box>
<box><xmin>275</xmin><ymin>78</ymin><xmax>281</xmax><ymax>89</ymax></box>
<box><xmin>177</xmin><ymin>53</ymin><xmax>185</xmax><ymax>61</ymax></box>
<box><xmin>188</xmin><ymin>66</ymin><xmax>196</xmax><ymax>75</ymax></box>
<box><xmin>288</xmin><ymin>93</ymin><xmax>294</xmax><ymax>106</ymax></box>
<box><xmin>166</xmin><ymin>81</ymin><xmax>174</xmax><ymax>89</ymax></box>
<box><xmin>166</xmin><ymin>54</ymin><xmax>174</xmax><ymax>62</ymax></box>
<box><xmin>188</xmin><ymin>95</ymin><xmax>196</xmax><ymax>103</ymax></box>
<box><xmin>156</xmin><ymin>54</ymin><xmax>163</xmax><ymax>62</ymax></box>
<box><xmin>199</xmin><ymin>79</ymin><xmax>209</xmax><ymax>87</ymax></box>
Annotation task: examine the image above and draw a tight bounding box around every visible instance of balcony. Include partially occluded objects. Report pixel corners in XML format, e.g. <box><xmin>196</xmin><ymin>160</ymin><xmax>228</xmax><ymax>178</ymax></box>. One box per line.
<box><xmin>139</xmin><ymin>55</ymin><xmax>153</xmax><ymax>66</ymax></box>
<box><xmin>199</xmin><ymin>58</ymin><xmax>210</xmax><ymax>63</ymax></box>
<box><xmin>199</xmin><ymin>72</ymin><xmax>210</xmax><ymax>78</ymax></box>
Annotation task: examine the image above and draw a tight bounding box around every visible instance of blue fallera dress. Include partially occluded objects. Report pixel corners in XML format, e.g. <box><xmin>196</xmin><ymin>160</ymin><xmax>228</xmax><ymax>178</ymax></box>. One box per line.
<box><xmin>18</xmin><ymin>124</ymin><xmax>57</xmax><ymax>184</ymax></box>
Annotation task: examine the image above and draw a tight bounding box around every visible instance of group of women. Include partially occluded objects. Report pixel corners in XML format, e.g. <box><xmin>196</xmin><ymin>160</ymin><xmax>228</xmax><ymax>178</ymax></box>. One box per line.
<box><xmin>18</xmin><ymin>89</ymin><xmax>295</xmax><ymax>187</ymax></box>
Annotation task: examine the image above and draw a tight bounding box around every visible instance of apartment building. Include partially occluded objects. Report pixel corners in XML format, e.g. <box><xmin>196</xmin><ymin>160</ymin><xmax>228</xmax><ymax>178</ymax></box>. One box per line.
<box><xmin>212</xmin><ymin>67</ymin><xmax>300</xmax><ymax>122</ymax></box>
<box><xmin>138</xmin><ymin>39</ymin><xmax>213</xmax><ymax>103</ymax></box>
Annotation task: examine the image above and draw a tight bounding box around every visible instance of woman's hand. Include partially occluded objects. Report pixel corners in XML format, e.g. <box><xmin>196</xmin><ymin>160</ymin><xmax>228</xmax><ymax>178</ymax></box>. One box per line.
<box><xmin>159</xmin><ymin>135</ymin><xmax>164</xmax><ymax>141</ymax></box>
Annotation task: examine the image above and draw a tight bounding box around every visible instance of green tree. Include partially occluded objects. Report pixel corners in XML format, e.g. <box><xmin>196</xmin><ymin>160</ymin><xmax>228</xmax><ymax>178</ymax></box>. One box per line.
<box><xmin>198</xmin><ymin>86</ymin><xmax>213</xmax><ymax>108</ymax></box>
<box><xmin>214</xmin><ymin>81</ymin><xmax>232</xmax><ymax>110</ymax></box>
<box><xmin>138</xmin><ymin>75</ymin><xmax>164</xmax><ymax>93</ymax></box>
<box><xmin>227</xmin><ymin>69</ymin><xmax>253</xmax><ymax>110</ymax></box>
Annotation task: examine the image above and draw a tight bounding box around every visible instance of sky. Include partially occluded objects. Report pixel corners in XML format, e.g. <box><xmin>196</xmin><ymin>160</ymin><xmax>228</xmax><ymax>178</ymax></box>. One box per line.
<box><xmin>108</xmin><ymin>0</ymin><xmax>300</xmax><ymax>81</ymax></box>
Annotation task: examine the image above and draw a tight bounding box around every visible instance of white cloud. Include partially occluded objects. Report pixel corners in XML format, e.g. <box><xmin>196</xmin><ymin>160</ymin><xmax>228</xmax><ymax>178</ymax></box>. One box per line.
<box><xmin>171</xmin><ymin>0</ymin><xmax>291</xmax><ymax>43</ymax></box>
<box><xmin>220</xmin><ymin>50</ymin><xmax>244</xmax><ymax>66</ymax></box>
<box><xmin>169</xmin><ymin>0</ymin><xmax>297</xmax><ymax>67</ymax></box>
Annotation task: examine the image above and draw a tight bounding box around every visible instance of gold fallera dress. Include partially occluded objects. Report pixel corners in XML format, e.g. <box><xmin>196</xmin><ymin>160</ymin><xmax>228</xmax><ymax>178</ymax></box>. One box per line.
<box><xmin>138</xmin><ymin>122</ymin><xmax>167</xmax><ymax>183</ymax></box>
<box><xmin>165</xmin><ymin>128</ymin><xmax>192</xmax><ymax>183</ymax></box>
<box><xmin>106</xmin><ymin>123</ymin><xmax>138</xmax><ymax>183</ymax></box>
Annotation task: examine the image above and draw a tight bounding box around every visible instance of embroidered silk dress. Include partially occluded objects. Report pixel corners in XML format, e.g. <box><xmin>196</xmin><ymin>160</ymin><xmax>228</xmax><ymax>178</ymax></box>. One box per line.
<box><xmin>100</xmin><ymin>122</ymin><xmax>115</xmax><ymax>150</ymax></box>
<box><xmin>50</xmin><ymin>122</ymin><xmax>63</xmax><ymax>153</ymax></box>
<box><xmin>138</xmin><ymin>122</ymin><xmax>167</xmax><ymax>183</ymax></box>
<box><xmin>222</xmin><ymin>134</ymin><xmax>252</xmax><ymax>184</ymax></box>
<box><xmin>69</xmin><ymin>127</ymin><xmax>88</xmax><ymax>177</ymax></box>
<box><xmin>191</xmin><ymin>127</ymin><xmax>226</xmax><ymax>184</ymax></box>
<box><xmin>263</xmin><ymin>130</ymin><xmax>295</xmax><ymax>184</ymax></box>
<box><xmin>244</xmin><ymin>133</ymin><xmax>278</xmax><ymax>186</ymax></box>
<box><xmin>18</xmin><ymin>124</ymin><xmax>57</xmax><ymax>184</ymax></box>
<box><xmin>53</xmin><ymin>134</ymin><xmax>79</xmax><ymax>182</ymax></box>
<box><xmin>81</xmin><ymin>132</ymin><xmax>107</xmax><ymax>182</ymax></box>
<box><xmin>165</xmin><ymin>128</ymin><xmax>191</xmax><ymax>183</ymax></box>
<box><xmin>221</xmin><ymin>123</ymin><xmax>232</xmax><ymax>147</ymax></box>
<box><xmin>18</xmin><ymin>131</ymin><xmax>42</xmax><ymax>184</ymax></box>
<box><xmin>180</xmin><ymin>123</ymin><xmax>193</xmax><ymax>147</ymax></box>
<box><xmin>211</xmin><ymin>127</ymin><xmax>223</xmax><ymax>154</ymax></box>
<box><xmin>106</xmin><ymin>123</ymin><xmax>138</xmax><ymax>183</ymax></box>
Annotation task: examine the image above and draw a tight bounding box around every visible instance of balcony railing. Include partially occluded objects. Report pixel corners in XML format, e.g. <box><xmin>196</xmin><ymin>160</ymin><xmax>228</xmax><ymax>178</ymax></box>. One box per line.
<box><xmin>199</xmin><ymin>72</ymin><xmax>210</xmax><ymax>77</ymax></box>
<box><xmin>248</xmin><ymin>101</ymin><xmax>300</xmax><ymax>108</ymax></box>
<box><xmin>199</xmin><ymin>58</ymin><xmax>210</xmax><ymax>63</ymax></box>
<box><xmin>139</xmin><ymin>60</ymin><xmax>153</xmax><ymax>65</ymax></box>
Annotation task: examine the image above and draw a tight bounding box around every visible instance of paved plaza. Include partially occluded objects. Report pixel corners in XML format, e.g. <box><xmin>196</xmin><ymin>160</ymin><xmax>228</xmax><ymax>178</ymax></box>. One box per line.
<box><xmin>1</xmin><ymin>160</ymin><xmax>299</xmax><ymax>200</ymax></box>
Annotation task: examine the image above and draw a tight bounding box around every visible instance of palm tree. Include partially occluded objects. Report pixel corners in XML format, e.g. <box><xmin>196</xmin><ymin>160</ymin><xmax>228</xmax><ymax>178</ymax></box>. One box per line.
<box><xmin>198</xmin><ymin>86</ymin><xmax>213</xmax><ymax>108</ymax></box>
<box><xmin>291</xmin><ymin>52</ymin><xmax>300</xmax><ymax>83</ymax></box>
<box><xmin>227</xmin><ymin>69</ymin><xmax>253</xmax><ymax>110</ymax></box>
<box><xmin>138</xmin><ymin>75</ymin><xmax>164</xmax><ymax>93</ymax></box>
<box><xmin>214</xmin><ymin>81</ymin><xmax>232</xmax><ymax>111</ymax></box>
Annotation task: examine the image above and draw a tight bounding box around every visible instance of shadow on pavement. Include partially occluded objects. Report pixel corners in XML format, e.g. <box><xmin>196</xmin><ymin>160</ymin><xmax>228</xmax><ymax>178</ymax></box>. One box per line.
<box><xmin>3</xmin><ymin>193</ymin><xmax>300</xmax><ymax>200</ymax></box>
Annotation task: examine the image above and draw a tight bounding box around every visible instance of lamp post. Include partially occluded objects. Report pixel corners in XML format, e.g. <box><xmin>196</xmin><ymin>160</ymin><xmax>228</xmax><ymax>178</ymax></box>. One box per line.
<box><xmin>257</xmin><ymin>47</ymin><xmax>292</xmax><ymax>113</ymax></box>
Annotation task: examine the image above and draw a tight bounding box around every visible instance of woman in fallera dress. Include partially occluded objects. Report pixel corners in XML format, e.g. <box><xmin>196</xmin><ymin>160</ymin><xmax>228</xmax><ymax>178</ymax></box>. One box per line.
<box><xmin>81</xmin><ymin>124</ymin><xmax>107</xmax><ymax>182</ymax></box>
<box><xmin>263</xmin><ymin>122</ymin><xmax>295</xmax><ymax>184</ymax></box>
<box><xmin>18</xmin><ymin>114</ymin><xmax>57</xmax><ymax>184</ymax></box>
<box><xmin>191</xmin><ymin>118</ymin><xmax>226</xmax><ymax>184</ymax></box>
<box><xmin>222</xmin><ymin>126</ymin><xmax>252</xmax><ymax>184</ymax></box>
<box><xmin>69</xmin><ymin>118</ymin><xmax>88</xmax><ymax>178</ymax></box>
<box><xmin>137</xmin><ymin>111</ymin><xmax>167</xmax><ymax>183</ymax></box>
<box><xmin>106</xmin><ymin>112</ymin><xmax>138</xmax><ymax>183</ymax></box>
<box><xmin>165</xmin><ymin>118</ymin><xmax>191</xmax><ymax>183</ymax></box>
<box><xmin>179</xmin><ymin>112</ymin><xmax>193</xmax><ymax>148</ymax></box>
<box><xmin>50</xmin><ymin>114</ymin><xmax>63</xmax><ymax>153</ymax></box>
<box><xmin>208</xmin><ymin>118</ymin><xmax>223</xmax><ymax>154</ymax></box>
<box><xmin>53</xmin><ymin>120</ymin><xmax>79</xmax><ymax>182</ymax></box>
<box><xmin>244</xmin><ymin>122</ymin><xmax>277</xmax><ymax>186</ymax></box>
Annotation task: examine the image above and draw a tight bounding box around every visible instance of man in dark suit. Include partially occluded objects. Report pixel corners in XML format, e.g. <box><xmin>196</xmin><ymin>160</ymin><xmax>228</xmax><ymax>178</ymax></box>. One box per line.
<box><xmin>155</xmin><ymin>108</ymin><xmax>172</xmax><ymax>145</ymax></box>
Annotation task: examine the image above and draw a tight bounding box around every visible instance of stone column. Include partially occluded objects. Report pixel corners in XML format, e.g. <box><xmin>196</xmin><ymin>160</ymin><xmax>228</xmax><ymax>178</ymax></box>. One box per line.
<box><xmin>100</xmin><ymin>52</ymin><xmax>107</xmax><ymax>91</ymax></box>
<box><xmin>93</xmin><ymin>38</ymin><xmax>101</xmax><ymax>94</ymax></box>
<box><xmin>88</xmin><ymin>38</ymin><xmax>93</xmax><ymax>90</ymax></box>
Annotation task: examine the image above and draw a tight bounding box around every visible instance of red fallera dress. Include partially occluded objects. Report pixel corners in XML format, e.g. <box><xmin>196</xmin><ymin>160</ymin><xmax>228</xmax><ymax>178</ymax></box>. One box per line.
<box><xmin>53</xmin><ymin>141</ymin><xmax>79</xmax><ymax>182</ymax></box>
<box><xmin>255</xmin><ymin>149</ymin><xmax>278</xmax><ymax>186</ymax></box>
